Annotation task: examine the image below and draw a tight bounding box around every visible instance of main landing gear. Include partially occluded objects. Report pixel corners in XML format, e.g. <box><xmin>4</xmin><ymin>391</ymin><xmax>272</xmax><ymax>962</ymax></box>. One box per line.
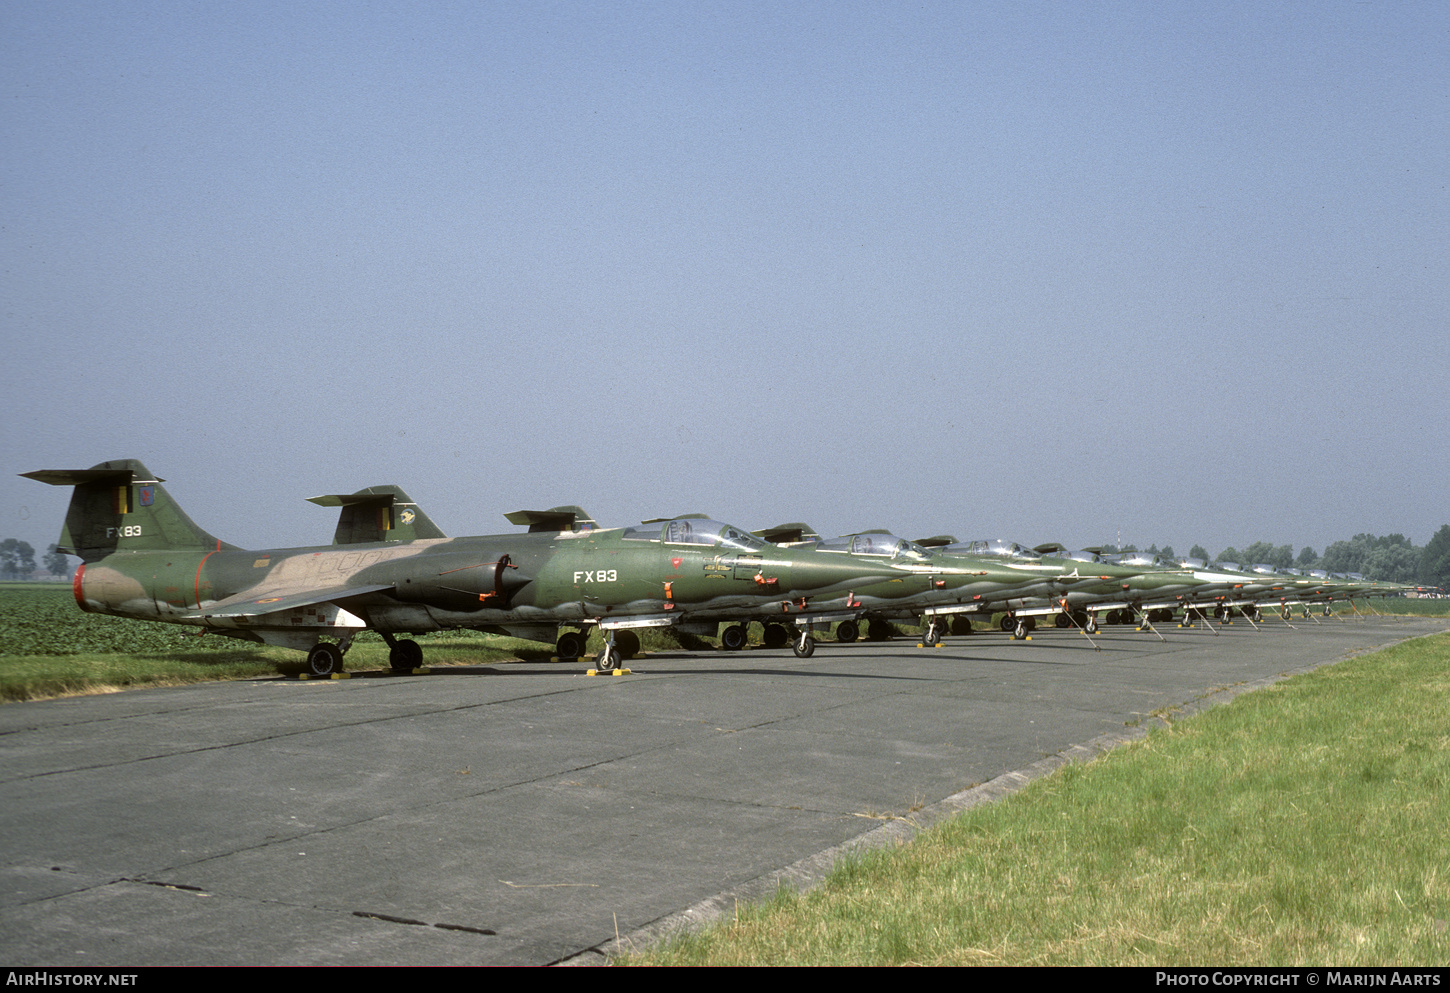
<box><xmin>306</xmin><ymin>642</ymin><xmax>344</xmax><ymax>676</ymax></box>
<box><xmin>378</xmin><ymin>631</ymin><xmax>424</xmax><ymax>672</ymax></box>
<box><xmin>556</xmin><ymin>630</ymin><xmax>587</xmax><ymax>661</ymax></box>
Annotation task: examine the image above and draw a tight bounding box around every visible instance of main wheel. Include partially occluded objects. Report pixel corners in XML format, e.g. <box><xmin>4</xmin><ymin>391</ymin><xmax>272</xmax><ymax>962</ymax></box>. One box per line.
<box><xmin>1054</xmin><ymin>612</ymin><xmax>1071</xmax><ymax>628</ymax></box>
<box><xmin>950</xmin><ymin>617</ymin><xmax>973</xmax><ymax>636</ymax></box>
<box><xmin>307</xmin><ymin>643</ymin><xmax>343</xmax><ymax>677</ymax></box>
<box><xmin>836</xmin><ymin>620</ymin><xmax>859</xmax><ymax>643</ymax></box>
<box><xmin>615</xmin><ymin>630</ymin><xmax>640</xmax><ymax>660</ymax></box>
<box><xmin>762</xmin><ymin>623</ymin><xmax>789</xmax><ymax>648</ymax></box>
<box><xmin>556</xmin><ymin>631</ymin><xmax>586</xmax><ymax>661</ymax></box>
<box><xmin>389</xmin><ymin>639</ymin><xmax>423</xmax><ymax>671</ymax></box>
<box><xmin>721</xmin><ymin>624</ymin><xmax>748</xmax><ymax>651</ymax></box>
<box><xmin>1000</xmin><ymin>614</ymin><xmax>1015</xmax><ymax>633</ymax></box>
<box><xmin>867</xmin><ymin>619</ymin><xmax>893</xmax><ymax>641</ymax></box>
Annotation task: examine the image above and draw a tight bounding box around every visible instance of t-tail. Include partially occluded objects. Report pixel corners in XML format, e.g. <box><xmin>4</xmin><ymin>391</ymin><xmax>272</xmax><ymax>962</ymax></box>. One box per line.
<box><xmin>306</xmin><ymin>486</ymin><xmax>447</xmax><ymax>544</ymax></box>
<box><xmin>20</xmin><ymin>459</ymin><xmax>236</xmax><ymax>562</ymax></box>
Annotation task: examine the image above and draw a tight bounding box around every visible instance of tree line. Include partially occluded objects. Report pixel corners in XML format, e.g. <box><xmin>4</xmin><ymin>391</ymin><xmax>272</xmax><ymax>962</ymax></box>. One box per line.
<box><xmin>1129</xmin><ymin>527</ymin><xmax>1450</xmax><ymax>589</ymax></box>
<box><xmin>0</xmin><ymin>540</ymin><xmax>74</xmax><ymax>580</ymax></box>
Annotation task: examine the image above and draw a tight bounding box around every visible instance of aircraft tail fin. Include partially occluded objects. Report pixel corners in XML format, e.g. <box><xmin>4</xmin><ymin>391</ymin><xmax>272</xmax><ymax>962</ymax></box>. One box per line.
<box><xmin>21</xmin><ymin>459</ymin><xmax>236</xmax><ymax>562</ymax></box>
<box><xmin>307</xmin><ymin>486</ymin><xmax>447</xmax><ymax>544</ymax></box>
<box><xmin>503</xmin><ymin>505</ymin><xmax>599</xmax><ymax>532</ymax></box>
<box><xmin>753</xmin><ymin>522</ymin><xmax>822</xmax><ymax>544</ymax></box>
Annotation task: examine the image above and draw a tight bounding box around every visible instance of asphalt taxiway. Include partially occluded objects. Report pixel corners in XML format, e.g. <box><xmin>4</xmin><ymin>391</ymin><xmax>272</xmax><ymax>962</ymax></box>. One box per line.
<box><xmin>1</xmin><ymin>614</ymin><xmax>1443</xmax><ymax>965</ymax></box>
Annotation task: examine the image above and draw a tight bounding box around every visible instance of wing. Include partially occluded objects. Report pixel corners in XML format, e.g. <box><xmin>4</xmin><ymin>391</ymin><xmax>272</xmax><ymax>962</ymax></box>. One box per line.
<box><xmin>183</xmin><ymin>582</ymin><xmax>396</xmax><ymax>619</ymax></box>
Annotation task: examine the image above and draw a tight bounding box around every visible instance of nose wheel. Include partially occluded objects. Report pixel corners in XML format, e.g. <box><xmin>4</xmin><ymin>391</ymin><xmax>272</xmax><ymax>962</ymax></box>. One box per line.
<box><xmin>792</xmin><ymin>629</ymin><xmax>815</xmax><ymax>658</ymax></box>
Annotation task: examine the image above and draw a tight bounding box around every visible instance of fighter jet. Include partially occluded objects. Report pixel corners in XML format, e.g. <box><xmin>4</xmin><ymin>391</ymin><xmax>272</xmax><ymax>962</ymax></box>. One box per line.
<box><xmin>22</xmin><ymin>460</ymin><xmax>908</xmax><ymax>675</ymax></box>
<box><xmin>753</xmin><ymin>528</ymin><xmax>1100</xmax><ymax>644</ymax></box>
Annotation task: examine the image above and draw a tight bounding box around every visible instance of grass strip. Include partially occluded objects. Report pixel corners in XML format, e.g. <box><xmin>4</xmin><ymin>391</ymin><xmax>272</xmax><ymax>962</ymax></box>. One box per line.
<box><xmin>621</xmin><ymin>631</ymin><xmax>1450</xmax><ymax>966</ymax></box>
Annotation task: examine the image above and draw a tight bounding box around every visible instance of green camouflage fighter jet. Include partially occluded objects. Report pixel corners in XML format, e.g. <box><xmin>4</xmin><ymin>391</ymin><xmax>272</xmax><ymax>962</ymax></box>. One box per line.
<box><xmin>22</xmin><ymin>460</ymin><xmax>907</xmax><ymax>675</ymax></box>
<box><xmin>752</xmin><ymin>528</ymin><xmax>1085</xmax><ymax>645</ymax></box>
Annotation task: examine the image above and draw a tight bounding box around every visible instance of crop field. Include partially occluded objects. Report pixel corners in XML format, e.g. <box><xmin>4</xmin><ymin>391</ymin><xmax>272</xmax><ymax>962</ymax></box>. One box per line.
<box><xmin>0</xmin><ymin>584</ymin><xmax>565</xmax><ymax>702</ymax></box>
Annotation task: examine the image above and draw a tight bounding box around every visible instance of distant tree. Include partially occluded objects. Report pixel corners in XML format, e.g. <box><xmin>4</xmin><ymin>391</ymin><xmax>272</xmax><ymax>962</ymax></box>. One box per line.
<box><xmin>0</xmin><ymin>539</ymin><xmax>37</xmax><ymax>579</ymax></box>
<box><xmin>1241</xmin><ymin>541</ymin><xmax>1276</xmax><ymax>565</ymax></box>
<box><xmin>1160</xmin><ymin>546</ymin><xmax>1175</xmax><ymax>560</ymax></box>
<box><xmin>1420</xmin><ymin>525</ymin><xmax>1450</xmax><ymax>590</ymax></box>
<box><xmin>1189</xmin><ymin>545</ymin><xmax>1210</xmax><ymax>562</ymax></box>
<box><xmin>1216</xmin><ymin>547</ymin><xmax>1240</xmax><ymax>564</ymax></box>
<box><xmin>1297</xmin><ymin>546</ymin><xmax>1319</xmax><ymax>568</ymax></box>
<box><xmin>1322</xmin><ymin>533</ymin><xmax>1421</xmax><ymax>582</ymax></box>
<box><xmin>43</xmin><ymin>544</ymin><xmax>73</xmax><ymax>579</ymax></box>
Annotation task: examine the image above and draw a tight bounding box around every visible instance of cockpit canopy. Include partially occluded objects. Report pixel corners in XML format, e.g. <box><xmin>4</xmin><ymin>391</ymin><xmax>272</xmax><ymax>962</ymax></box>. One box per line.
<box><xmin>816</xmin><ymin>532</ymin><xmax>932</xmax><ymax>561</ymax></box>
<box><xmin>944</xmin><ymin>539</ymin><xmax>1042</xmax><ymax>561</ymax></box>
<box><xmin>1114</xmin><ymin>552</ymin><xmax>1167</xmax><ymax>568</ymax></box>
<box><xmin>622</xmin><ymin>518</ymin><xmax>767</xmax><ymax>552</ymax></box>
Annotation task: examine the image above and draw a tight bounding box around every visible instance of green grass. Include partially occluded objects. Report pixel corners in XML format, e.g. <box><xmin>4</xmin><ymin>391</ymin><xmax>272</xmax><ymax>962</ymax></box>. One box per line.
<box><xmin>621</xmin><ymin>630</ymin><xmax>1450</xmax><ymax>966</ymax></box>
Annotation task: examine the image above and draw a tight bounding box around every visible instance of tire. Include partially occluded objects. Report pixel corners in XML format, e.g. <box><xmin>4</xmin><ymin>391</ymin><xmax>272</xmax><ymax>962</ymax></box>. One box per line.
<box><xmin>615</xmin><ymin>630</ymin><xmax>640</xmax><ymax>659</ymax></box>
<box><xmin>950</xmin><ymin>617</ymin><xmax>973</xmax><ymax>636</ymax></box>
<box><xmin>556</xmin><ymin>631</ymin><xmax>585</xmax><ymax>661</ymax></box>
<box><xmin>793</xmin><ymin>635</ymin><xmax>815</xmax><ymax>658</ymax></box>
<box><xmin>721</xmin><ymin>624</ymin><xmax>747</xmax><ymax>651</ymax></box>
<box><xmin>762</xmin><ymin>623</ymin><xmax>789</xmax><ymax>648</ymax></box>
<box><xmin>389</xmin><ymin>639</ymin><xmax>423</xmax><ymax>671</ymax></box>
<box><xmin>867</xmin><ymin>620</ymin><xmax>893</xmax><ymax>641</ymax></box>
<box><xmin>836</xmin><ymin>620</ymin><xmax>859</xmax><ymax>643</ymax></box>
<box><xmin>1054</xmin><ymin>612</ymin><xmax>1071</xmax><ymax>628</ymax></box>
<box><xmin>307</xmin><ymin>643</ymin><xmax>343</xmax><ymax>677</ymax></box>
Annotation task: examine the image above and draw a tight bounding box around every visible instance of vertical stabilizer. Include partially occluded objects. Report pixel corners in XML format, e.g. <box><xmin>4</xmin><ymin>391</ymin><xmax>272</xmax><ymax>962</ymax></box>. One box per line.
<box><xmin>306</xmin><ymin>486</ymin><xmax>447</xmax><ymax>544</ymax></box>
<box><xmin>21</xmin><ymin>459</ymin><xmax>235</xmax><ymax>562</ymax></box>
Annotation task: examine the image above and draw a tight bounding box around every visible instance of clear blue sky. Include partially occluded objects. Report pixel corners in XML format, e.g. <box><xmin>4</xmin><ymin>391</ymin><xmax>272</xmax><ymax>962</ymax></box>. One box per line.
<box><xmin>3</xmin><ymin>1</ymin><xmax>1447</xmax><ymax>559</ymax></box>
